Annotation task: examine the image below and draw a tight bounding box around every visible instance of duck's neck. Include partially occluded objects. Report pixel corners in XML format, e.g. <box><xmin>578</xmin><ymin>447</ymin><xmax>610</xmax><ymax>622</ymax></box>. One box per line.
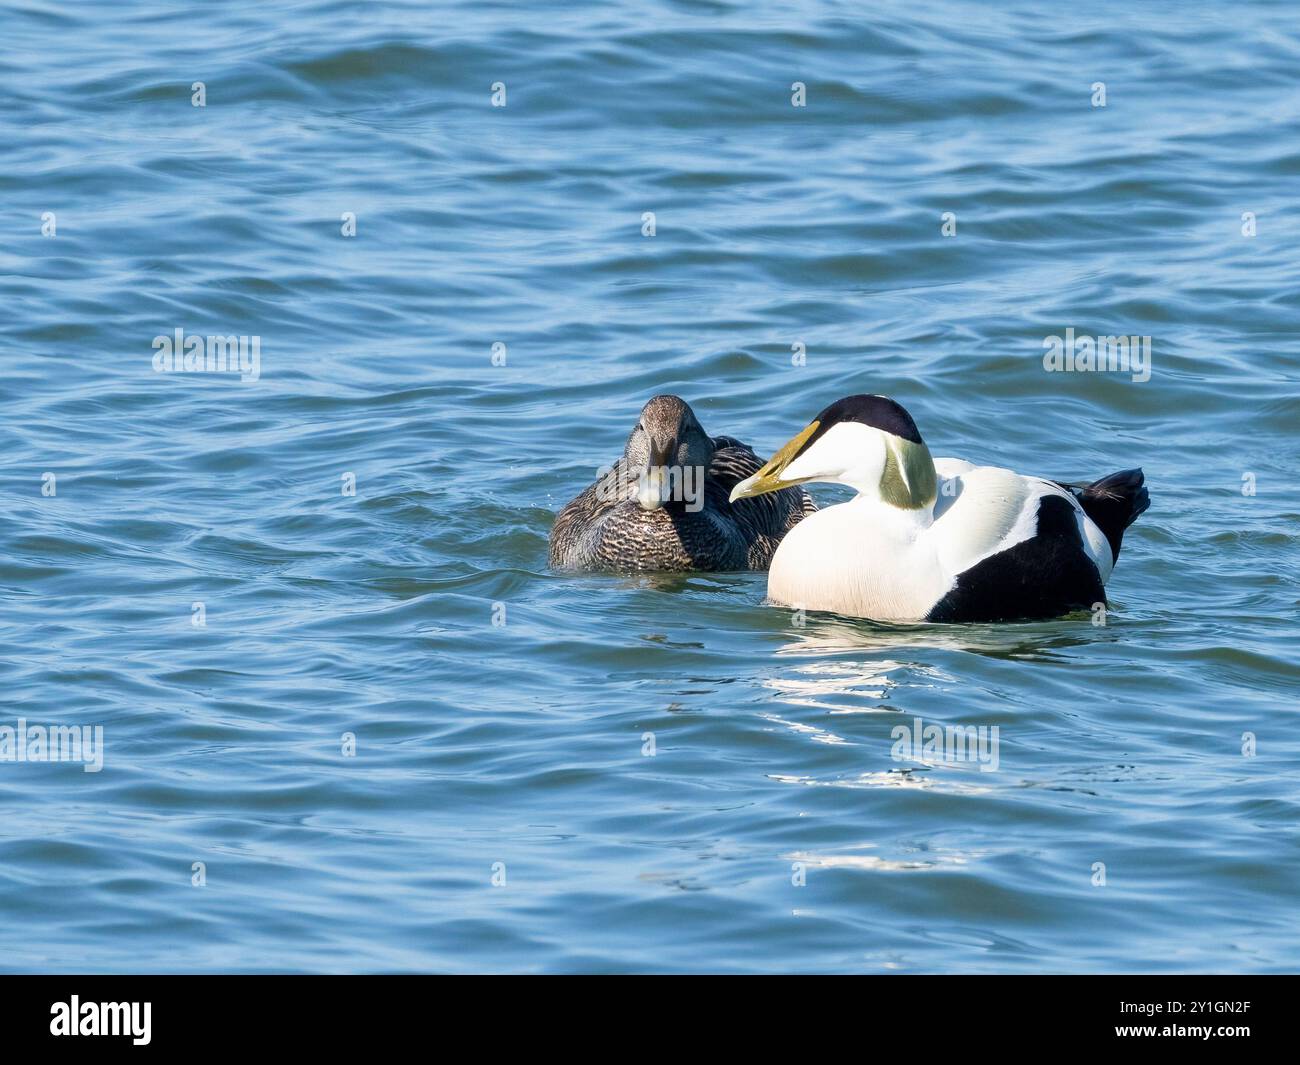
<box><xmin>848</xmin><ymin>490</ymin><xmax>935</xmax><ymax>537</ymax></box>
<box><xmin>833</xmin><ymin>433</ymin><xmax>938</xmax><ymax>520</ymax></box>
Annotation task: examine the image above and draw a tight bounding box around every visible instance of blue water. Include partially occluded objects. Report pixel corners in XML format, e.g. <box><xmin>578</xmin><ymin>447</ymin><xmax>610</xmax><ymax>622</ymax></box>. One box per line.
<box><xmin>2</xmin><ymin>0</ymin><xmax>1298</xmax><ymax>973</ymax></box>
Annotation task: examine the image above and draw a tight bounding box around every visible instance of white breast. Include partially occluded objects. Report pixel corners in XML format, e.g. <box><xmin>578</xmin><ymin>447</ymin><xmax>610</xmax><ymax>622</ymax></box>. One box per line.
<box><xmin>767</xmin><ymin>500</ymin><xmax>950</xmax><ymax>621</ymax></box>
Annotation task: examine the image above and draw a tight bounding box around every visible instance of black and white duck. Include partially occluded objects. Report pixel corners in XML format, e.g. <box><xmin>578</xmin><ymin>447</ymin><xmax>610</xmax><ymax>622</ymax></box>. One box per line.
<box><xmin>729</xmin><ymin>394</ymin><xmax>1150</xmax><ymax>622</ymax></box>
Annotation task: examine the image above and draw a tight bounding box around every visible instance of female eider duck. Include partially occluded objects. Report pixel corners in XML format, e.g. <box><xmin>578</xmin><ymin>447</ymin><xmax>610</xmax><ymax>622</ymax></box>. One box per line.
<box><xmin>729</xmin><ymin>394</ymin><xmax>1150</xmax><ymax>623</ymax></box>
<box><xmin>549</xmin><ymin>394</ymin><xmax>816</xmax><ymax>572</ymax></box>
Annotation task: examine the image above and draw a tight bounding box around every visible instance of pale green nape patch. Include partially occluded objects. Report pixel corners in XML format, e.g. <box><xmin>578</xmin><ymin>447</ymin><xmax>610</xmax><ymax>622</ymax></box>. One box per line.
<box><xmin>880</xmin><ymin>437</ymin><xmax>937</xmax><ymax>508</ymax></box>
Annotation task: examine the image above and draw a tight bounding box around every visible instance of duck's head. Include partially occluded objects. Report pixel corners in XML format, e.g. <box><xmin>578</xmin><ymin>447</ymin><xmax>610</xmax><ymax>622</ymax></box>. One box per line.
<box><xmin>730</xmin><ymin>394</ymin><xmax>936</xmax><ymax>509</ymax></box>
<box><xmin>623</xmin><ymin>394</ymin><xmax>714</xmax><ymax>511</ymax></box>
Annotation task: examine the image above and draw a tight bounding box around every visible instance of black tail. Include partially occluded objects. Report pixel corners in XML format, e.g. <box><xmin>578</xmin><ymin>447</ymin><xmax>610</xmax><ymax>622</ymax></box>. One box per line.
<box><xmin>1070</xmin><ymin>468</ymin><xmax>1149</xmax><ymax>562</ymax></box>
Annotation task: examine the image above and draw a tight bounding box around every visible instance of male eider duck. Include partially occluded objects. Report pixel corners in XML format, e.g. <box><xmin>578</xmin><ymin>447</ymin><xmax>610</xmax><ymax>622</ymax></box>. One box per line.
<box><xmin>550</xmin><ymin>395</ymin><xmax>816</xmax><ymax>572</ymax></box>
<box><xmin>729</xmin><ymin>394</ymin><xmax>1150</xmax><ymax>622</ymax></box>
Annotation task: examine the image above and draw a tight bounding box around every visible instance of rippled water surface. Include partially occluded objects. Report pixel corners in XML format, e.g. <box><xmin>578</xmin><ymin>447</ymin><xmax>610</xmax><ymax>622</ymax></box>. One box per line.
<box><xmin>2</xmin><ymin>0</ymin><xmax>1298</xmax><ymax>973</ymax></box>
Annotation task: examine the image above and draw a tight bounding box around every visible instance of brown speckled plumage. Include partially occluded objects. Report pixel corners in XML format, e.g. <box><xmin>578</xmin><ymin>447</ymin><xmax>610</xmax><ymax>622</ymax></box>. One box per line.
<box><xmin>549</xmin><ymin>397</ymin><xmax>816</xmax><ymax>572</ymax></box>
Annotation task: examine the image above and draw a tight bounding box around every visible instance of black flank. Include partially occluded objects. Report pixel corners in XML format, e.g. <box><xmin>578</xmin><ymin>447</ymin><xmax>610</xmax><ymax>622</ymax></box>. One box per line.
<box><xmin>926</xmin><ymin>495</ymin><xmax>1106</xmax><ymax>623</ymax></box>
